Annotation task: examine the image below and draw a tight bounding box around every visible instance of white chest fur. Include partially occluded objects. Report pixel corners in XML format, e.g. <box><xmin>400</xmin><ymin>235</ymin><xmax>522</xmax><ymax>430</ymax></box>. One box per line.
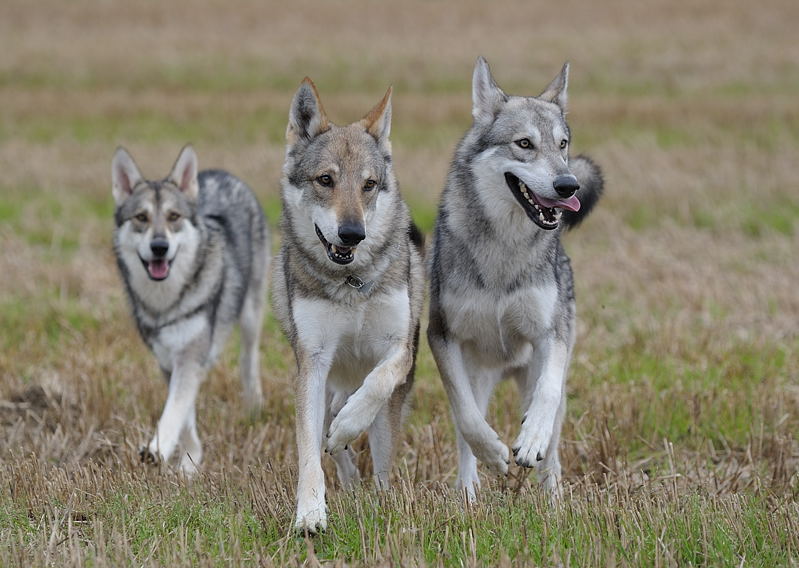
<box><xmin>293</xmin><ymin>287</ymin><xmax>411</xmax><ymax>389</ymax></box>
<box><xmin>441</xmin><ymin>283</ymin><xmax>556</xmax><ymax>367</ymax></box>
<box><xmin>151</xmin><ymin>313</ymin><xmax>208</xmax><ymax>372</ymax></box>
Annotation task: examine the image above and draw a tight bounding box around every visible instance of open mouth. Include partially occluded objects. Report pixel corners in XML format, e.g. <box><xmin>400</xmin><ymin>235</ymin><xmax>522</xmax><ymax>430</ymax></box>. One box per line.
<box><xmin>504</xmin><ymin>173</ymin><xmax>581</xmax><ymax>230</ymax></box>
<box><xmin>139</xmin><ymin>256</ymin><xmax>173</xmax><ymax>281</ymax></box>
<box><xmin>315</xmin><ymin>224</ymin><xmax>356</xmax><ymax>265</ymax></box>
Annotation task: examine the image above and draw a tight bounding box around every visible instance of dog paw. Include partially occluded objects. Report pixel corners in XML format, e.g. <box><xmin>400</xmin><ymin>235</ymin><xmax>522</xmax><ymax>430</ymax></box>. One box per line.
<box><xmin>465</xmin><ymin>428</ymin><xmax>509</xmax><ymax>476</ymax></box>
<box><xmin>325</xmin><ymin>394</ymin><xmax>377</xmax><ymax>454</ymax></box>
<box><xmin>541</xmin><ymin>469</ymin><xmax>563</xmax><ymax>502</ymax></box>
<box><xmin>179</xmin><ymin>456</ymin><xmax>200</xmax><ymax>478</ymax></box>
<box><xmin>511</xmin><ymin>418</ymin><xmax>553</xmax><ymax>468</ymax></box>
<box><xmin>139</xmin><ymin>447</ymin><xmax>160</xmax><ymax>466</ymax></box>
<box><xmin>455</xmin><ymin>471</ymin><xmax>481</xmax><ymax>503</ymax></box>
<box><xmin>294</xmin><ymin>506</ymin><xmax>327</xmax><ymax>536</ymax></box>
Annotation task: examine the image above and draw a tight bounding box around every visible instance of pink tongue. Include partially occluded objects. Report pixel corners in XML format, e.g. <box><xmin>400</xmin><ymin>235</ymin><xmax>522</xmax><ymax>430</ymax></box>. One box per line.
<box><xmin>536</xmin><ymin>194</ymin><xmax>581</xmax><ymax>212</ymax></box>
<box><xmin>148</xmin><ymin>259</ymin><xmax>169</xmax><ymax>279</ymax></box>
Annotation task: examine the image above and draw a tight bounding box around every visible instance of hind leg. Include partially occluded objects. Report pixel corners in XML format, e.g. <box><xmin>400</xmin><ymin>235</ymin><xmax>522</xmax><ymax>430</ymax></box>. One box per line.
<box><xmin>239</xmin><ymin>269</ymin><xmax>267</xmax><ymax>412</ymax></box>
<box><xmin>455</xmin><ymin>366</ymin><xmax>502</xmax><ymax>500</ymax></box>
<box><xmin>369</xmin><ymin>326</ymin><xmax>417</xmax><ymax>491</ymax></box>
<box><xmin>367</xmin><ymin>405</ymin><xmax>394</xmax><ymax>490</ymax></box>
<box><xmin>327</xmin><ymin>388</ymin><xmax>360</xmax><ymax>488</ymax></box>
<box><xmin>538</xmin><ymin>392</ymin><xmax>565</xmax><ymax>498</ymax></box>
<box><xmin>178</xmin><ymin>403</ymin><xmax>203</xmax><ymax>476</ymax></box>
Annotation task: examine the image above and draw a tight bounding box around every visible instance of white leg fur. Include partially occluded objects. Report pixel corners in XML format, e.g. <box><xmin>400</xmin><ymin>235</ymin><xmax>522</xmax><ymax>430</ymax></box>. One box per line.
<box><xmin>367</xmin><ymin>406</ymin><xmax>393</xmax><ymax>489</ymax></box>
<box><xmin>327</xmin><ymin>388</ymin><xmax>360</xmax><ymax>488</ymax></box>
<box><xmin>455</xmin><ymin>366</ymin><xmax>502</xmax><ymax>500</ymax></box>
<box><xmin>147</xmin><ymin>361</ymin><xmax>206</xmax><ymax>463</ymax></box>
<box><xmin>239</xmin><ymin>282</ymin><xmax>265</xmax><ymax>412</ymax></box>
<box><xmin>429</xmin><ymin>338</ymin><xmax>509</xmax><ymax>476</ymax></box>
<box><xmin>294</xmin><ymin>350</ymin><xmax>336</xmax><ymax>534</ymax></box>
<box><xmin>325</xmin><ymin>345</ymin><xmax>411</xmax><ymax>454</ymax></box>
<box><xmin>538</xmin><ymin>393</ymin><xmax>565</xmax><ymax>498</ymax></box>
<box><xmin>512</xmin><ymin>340</ymin><xmax>569</xmax><ymax>471</ymax></box>
<box><xmin>178</xmin><ymin>404</ymin><xmax>202</xmax><ymax>476</ymax></box>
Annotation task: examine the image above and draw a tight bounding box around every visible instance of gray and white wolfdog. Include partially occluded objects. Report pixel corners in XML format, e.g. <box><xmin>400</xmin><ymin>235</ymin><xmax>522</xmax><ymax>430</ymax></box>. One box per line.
<box><xmin>428</xmin><ymin>57</ymin><xmax>603</xmax><ymax>499</ymax></box>
<box><xmin>272</xmin><ymin>79</ymin><xmax>424</xmax><ymax>533</ymax></box>
<box><xmin>111</xmin><ymin>145</ymin><xmax>270</xmax><ymax>475</ymax></box>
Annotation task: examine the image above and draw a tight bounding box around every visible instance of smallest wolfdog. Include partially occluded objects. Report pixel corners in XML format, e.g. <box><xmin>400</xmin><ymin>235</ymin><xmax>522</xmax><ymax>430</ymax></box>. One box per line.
<box><xmin>112</xmin><ymin>145</ymin><xmax>270</xmax><ymax>475</ymax></box>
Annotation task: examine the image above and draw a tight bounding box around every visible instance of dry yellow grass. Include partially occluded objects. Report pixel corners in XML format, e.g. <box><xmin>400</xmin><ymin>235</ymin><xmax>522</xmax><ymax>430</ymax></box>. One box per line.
<box><xmin>1</xmin><ymin>0</ymin><xmax>797</xmax><ymax>565</ymax></box>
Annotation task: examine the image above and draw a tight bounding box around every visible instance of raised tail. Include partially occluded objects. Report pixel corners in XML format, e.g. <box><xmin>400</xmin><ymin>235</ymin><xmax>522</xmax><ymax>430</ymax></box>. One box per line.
<box><xmin>562</xmin><ymin>154</ymin><xmax>604</xmax><ymax>230</ymax></box>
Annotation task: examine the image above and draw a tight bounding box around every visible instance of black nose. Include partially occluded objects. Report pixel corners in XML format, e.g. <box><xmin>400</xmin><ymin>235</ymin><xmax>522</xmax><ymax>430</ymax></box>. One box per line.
<box><xmin>338</xmin><ymin>222</ymin><xmax>366</xmax><ymax>247</ymax></box>
<box><xmin>553</xmin><ymin>174</ymin><xmax>580</xmax><ymax>198</ymax></box>
<box><xmin>150</xmin><ymin>239</ymin><xmax>169</xmax><ymax>258</ymax></box>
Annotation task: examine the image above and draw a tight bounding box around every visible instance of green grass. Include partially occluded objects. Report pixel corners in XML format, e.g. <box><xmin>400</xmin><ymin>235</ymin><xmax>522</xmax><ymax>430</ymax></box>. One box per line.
<box><xmin>3</xmin><ymin>481</ymin><xmax>796</xmax><ymax>566</ymax></box>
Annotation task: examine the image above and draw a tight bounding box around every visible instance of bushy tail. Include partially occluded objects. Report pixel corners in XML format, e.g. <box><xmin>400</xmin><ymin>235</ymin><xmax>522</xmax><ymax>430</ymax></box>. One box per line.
<box><xmin>562</xmin><ymin>154</ymin><xmax>604</xmax><ymax>230</ymax></box>
<box><xmin>409</xmin><ymin>221</ymin><xmax>425</xmax><ymax>254</ymax></box>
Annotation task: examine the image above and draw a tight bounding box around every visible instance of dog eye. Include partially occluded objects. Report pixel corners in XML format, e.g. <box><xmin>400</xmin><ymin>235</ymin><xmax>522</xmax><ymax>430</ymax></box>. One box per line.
<box><xmin>515</xmin><ymin>138</ymin><xmax>533</xmax><ymax>149</ymax></box>
<box><xmin>560</xmin><ymin>139</ymin><xmax>568</xmax><ymax>149</ymax></box>
<box><xmin>167</xmin><ymin>212</ymin><xmax>180</xmax><ymax>222</ymax></box>
<box><xmin>135</xmin><ymin>213</ymin><xmax>149</xmax><ymax>223</ymax></box>
<box><xmin>363</xmin><ymin>180</ymin><xmax>377</xmax><ymax>191</ymax></box>
<box><xmin>316</xmin><ymin>174</ymin><xmax>334</xmax><ymax>187</ymax></box>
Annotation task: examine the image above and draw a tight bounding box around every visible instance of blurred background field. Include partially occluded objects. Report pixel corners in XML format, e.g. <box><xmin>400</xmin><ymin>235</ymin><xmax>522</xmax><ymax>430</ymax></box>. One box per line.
<box><xmin>1</xmin><ymin>1</ymin><xmax>797</xmax><ymax>566</ymax></box>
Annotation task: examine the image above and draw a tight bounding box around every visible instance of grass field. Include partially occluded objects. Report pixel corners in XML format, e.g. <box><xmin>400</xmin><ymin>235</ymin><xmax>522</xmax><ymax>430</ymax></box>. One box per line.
<box><xmin>1</xmin><ymin>0</ymin><xmax>798</xmax><ymax>565</ymax></box>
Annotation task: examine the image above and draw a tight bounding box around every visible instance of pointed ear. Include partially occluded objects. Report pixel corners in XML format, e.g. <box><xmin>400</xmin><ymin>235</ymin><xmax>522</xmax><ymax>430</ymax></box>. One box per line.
<box><xmin>539</xmin><ymin>62</ymin><xmax>569</xmax><ymax>111</ymax></box>
<box><xmin>472</xmin><ymin>56</ymin><xmax>506</xmax><ymax>125</ymax></box>
<box><xmin>168</xmin><ymin>144</ymin><xmax>199</xmax><ymax>200</ymax></box>
<box><xmin>112</xmin><ymin>147</ymin><xmax>144</xmax><ymax>205</ymax></box>
<box><xmin>287</xmin><ymin>77</ymin><xmax>330</xmax><ymax>146</ymax></box>
<box><xmin>360</xmin><ymin>86</ymin><xmax>392</xmax><ymax>147</ymax></box>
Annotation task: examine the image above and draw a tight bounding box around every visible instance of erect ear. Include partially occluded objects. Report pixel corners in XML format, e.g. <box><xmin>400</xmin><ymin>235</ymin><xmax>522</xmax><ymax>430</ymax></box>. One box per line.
<box><xmin>472</xmin><ymin>56</ymin><xmax>506</xmax><ymax>125</ymax></box>
<box><xmin>168</xmin><ymin>144</ymin><xmax>199</xmax><ymax>200</ymax></box>
<box><xmin>287</xmin><ymin>77</ymin><xmax>330</xmax><ymax>146</ymax></box>
<box><xmin>360</xmin><ymin>86</ymin><xmax>392</xmax><ymax>148</ymax></box>
<box><xmin>539</xmin><ymin>62</ymin><xmax>569</xmax><ymax>112</ymax></box>
<box><xmin>111</xmin><ymin>146</ymin><xmax>144</xmax><ymax>206</ymax></box>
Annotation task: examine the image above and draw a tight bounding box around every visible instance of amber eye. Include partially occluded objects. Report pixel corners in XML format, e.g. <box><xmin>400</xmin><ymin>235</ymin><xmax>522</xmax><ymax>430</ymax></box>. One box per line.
<box><xmin>364</xmin><ymin>179</ymin><xmax>377</xmax><ymax>191</ymax></box>
<box><xmin>135</xmin><ymin>213</ymin><xmax>149</xmax><ymax>223</ymax></box>
<box><xmin>516</xmin><ymin>138</ymin><xmax>533</xmax><ymax>149</ymax></box>
<box><xmin>316</xmin><ymin>174</ymin><xmax>333</xmax><ymax>187</ymax></box>
<box><xmin>560</xmin><ymin>139</ymin><xmax>568</xmax><ymax>149</ymax></box>
<box><xmin>167</xmin><ymin>212</ymin><xmax>180</xmax><ymax>222</ymax></box>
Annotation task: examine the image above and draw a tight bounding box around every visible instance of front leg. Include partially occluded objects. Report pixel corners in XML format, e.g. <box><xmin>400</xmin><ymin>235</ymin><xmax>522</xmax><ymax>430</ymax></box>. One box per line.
<box><xmin>512</xmin><ymin>338</ymin><xmax>570</xmax><ymax>472</ymax></box>
<box><xmin>144</xmin><ymin>357</ymin><xmax>206</xmax><ymax>464</ymax></box>
<box><xmin>428</xmin><ymin>321</ymin><xmax>509</xmax><ymax>477</ymax></box>
<box><xmin>294</xmin><ymin>347</ymin><xmax>336</xmax><ymax>535</ymax></box>
<box><xmin>325</xmin><ymin>344</ymin><xmax>411</xmax><ymax>454</ymax></box>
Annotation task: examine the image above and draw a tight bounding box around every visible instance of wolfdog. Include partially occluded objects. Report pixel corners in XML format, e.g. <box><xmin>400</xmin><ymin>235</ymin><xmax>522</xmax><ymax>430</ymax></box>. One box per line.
<box><xmin>272</xmin><ymin>79</ymin><xmax>424</xmax><ymax>533</ymax></box>
<box><xmin>112</xmin><ymin>145</ymin><xmax>270</xmax><ymax>475</ymax></box>
<box><xmin>427</xmin><ymin>57</ymin><xmax>603</xmax><ymax>499</ymax></box>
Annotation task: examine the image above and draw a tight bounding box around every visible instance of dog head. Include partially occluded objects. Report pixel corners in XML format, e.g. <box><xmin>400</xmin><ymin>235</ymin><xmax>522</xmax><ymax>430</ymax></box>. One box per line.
<box><xmin>469</xmin><ymin>57</ymin><xmax>581</xmax><ymax>230</ymax></box>
<box><xmin>282</xmin><ymin>78</ymin><xmax>395</xmax><ymax>266</ymax></box>
<box><xmin>112</xmin><ymin>145</ymin><xmax>199</xmax><ymax>282</ymax></box>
